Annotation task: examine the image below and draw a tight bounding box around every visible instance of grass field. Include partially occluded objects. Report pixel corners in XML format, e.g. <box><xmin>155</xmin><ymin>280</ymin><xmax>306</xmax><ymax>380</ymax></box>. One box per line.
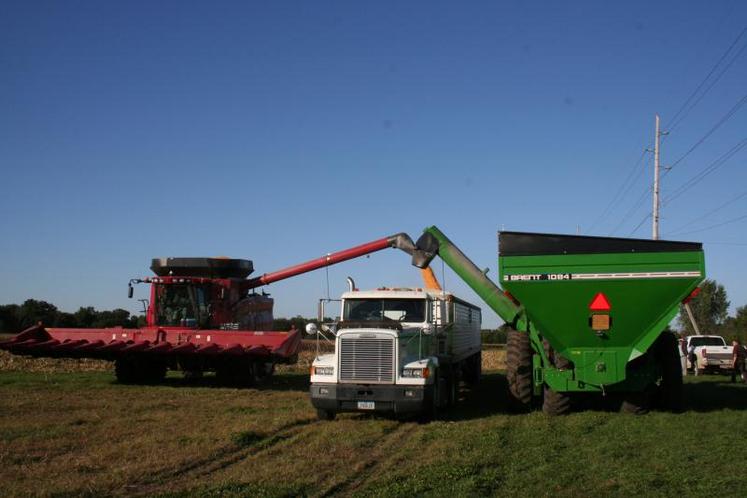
<box><xmin>2</xmin><ymin>347</ymin><xmax>747</xmax><ymax>497</ymax></box>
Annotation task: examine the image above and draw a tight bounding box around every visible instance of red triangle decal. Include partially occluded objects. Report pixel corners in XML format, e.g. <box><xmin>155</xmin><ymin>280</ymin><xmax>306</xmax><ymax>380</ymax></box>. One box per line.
<box><xmin>589</xmin><ymin>292</ymin><xmax>611</xmax><ymax>311</ymax></box>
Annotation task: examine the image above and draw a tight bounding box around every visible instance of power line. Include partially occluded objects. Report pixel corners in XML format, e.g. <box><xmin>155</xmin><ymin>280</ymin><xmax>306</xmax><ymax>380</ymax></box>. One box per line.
<box><xmin>666</xmin><ymin>25</ymin><xmax>747</xmax><ymax>132</ymax></box>
<box><xmin>670</xmin><ymin>213</ymin><xmax>747</xmax><ymax>236</ymax></box>
<box><xmin>628</xmin><ymin>212</ymin><xmax>652</xmax><ymax>237</ymax></box>
<box><xmin>607</xmin><ymin>154</ymin><xmax>653</xmax><ymax>235</ymax></box>
<box><xmin>664</xmin><ymin>136</ymin><xmax>747</xmax><ymax>205</ymax></box>
<box><xmin>610</xmin><ymin>182</ymin><xmax>651</xmax><ymax>235</ymax></box>
<box><xmin>587</xmin><ymin>149</ymin><xmax>648</xmax><ymax>233</ymax></box>
<box><xmin>668</xmin><ymin>91</ymin><xmax>747</xmax><ymax>170</ymax></box>
<box><xmin>666</xmin><ymin>190</ymin><xmax>747</xmax><ymax>235</ymax></box>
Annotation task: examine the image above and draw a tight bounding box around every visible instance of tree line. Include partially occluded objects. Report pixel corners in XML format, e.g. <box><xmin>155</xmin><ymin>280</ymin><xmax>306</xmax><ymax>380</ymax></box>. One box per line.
<box><xmin>0</xmin><ymin>299</ymin><xmax>145</xmax><ymax>333</ymax></box>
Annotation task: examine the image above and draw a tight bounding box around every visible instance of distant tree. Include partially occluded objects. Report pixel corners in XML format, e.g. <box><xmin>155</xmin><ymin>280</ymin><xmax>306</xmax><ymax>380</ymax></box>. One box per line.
<box><xmin>74</xmin><ymin>307</ymin><xmax>97</xmax><ymax>328</ymax></box>
<box><xmin>720</xmin><ymin>305</ymin><xmax>747</xmax><ymax>343</ymax></box>
<box><xmin>677</xmin><ymin>279</ymin><xmax>729</xmax><ymax>335</ymax></box>
<box><xmin>91</xmin><ymin>308</ymin><xmax>133</xmax><ymax>328</ymax></box>
<box><xmin>481</xmin><ymin>323</ymin><xmax>510</xmax><ymax>344</ymax></box>
<box><xmin>55</xmin><ymin>312</ymin><xmax>78</xmax><ymax>328</ymax></box>
<box><xmin>17</xmin><ymin>299</ymin><xmax>59</xmax><ymax>329</ymax></box>
<box><xmin>0</xmin><ymin>304</ymin><xmax>20</xmax><ymax>333</ymax></box>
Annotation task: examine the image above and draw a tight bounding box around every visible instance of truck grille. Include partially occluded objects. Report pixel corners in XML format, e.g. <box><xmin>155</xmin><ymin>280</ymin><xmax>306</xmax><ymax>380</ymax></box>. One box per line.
<box><xmin>339</xmin><ymin>336</ymin><xmax>394</xmax><ymax>383</ymax></box>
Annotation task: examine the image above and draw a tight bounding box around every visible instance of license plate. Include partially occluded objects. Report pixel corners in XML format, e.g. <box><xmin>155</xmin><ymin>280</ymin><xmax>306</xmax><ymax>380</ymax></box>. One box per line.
<box><xmin>357</xmin><ymin>401</ymin><xmax>375</xmax><ymax>410</ymax></box>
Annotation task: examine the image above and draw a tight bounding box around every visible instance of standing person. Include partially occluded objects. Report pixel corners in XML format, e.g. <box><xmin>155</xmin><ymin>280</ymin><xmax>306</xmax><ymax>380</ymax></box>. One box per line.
<box><xmin>688</xmin><ymin>342</ymin><xmax>697</xmax><ymax>375</ymax></box>
<box><xmin>731</xmin><ymin>339</ymin><xmax>746</xmax><ymax>383</ymax></box>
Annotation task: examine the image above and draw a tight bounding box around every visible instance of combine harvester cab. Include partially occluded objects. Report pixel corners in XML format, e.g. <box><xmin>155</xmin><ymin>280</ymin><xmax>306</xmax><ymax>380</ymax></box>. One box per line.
<box><xmin>411</xmin><ymin>226</ymin><xmax>705</xmax><ymax>414</ymax></box>
<box><xmin>1</xmin><ymin>234</ymin><xmax>418</xmax><ymax>386</ymax></box>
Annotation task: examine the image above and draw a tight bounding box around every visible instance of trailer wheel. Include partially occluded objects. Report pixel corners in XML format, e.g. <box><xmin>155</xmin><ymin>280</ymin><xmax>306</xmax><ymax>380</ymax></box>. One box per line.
<box><xmin>464</xmin><ymin>352</ymin><xmax>481</xmax><ymax>385</ymax></box>
<box><xmin>655</xmin><ymin>331</ymin><xmax>684</xmax><ymax>412</ymax></box>
<box><xmin>316</xmin><ymin>409</ymin><xmax>336</xmax><ymax>421</ymax></box>
<box><xmin>506</xmin><ymin>329</ymin><xmax>533</xmax><ymax>411</ymax></box>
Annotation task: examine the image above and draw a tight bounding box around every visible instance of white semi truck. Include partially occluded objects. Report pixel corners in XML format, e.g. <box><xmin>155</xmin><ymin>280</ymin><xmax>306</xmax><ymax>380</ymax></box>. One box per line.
<box><xmin>307</xmin><ymin>286</ymin><xmax>482</xmax><ymax>420</ymax></box>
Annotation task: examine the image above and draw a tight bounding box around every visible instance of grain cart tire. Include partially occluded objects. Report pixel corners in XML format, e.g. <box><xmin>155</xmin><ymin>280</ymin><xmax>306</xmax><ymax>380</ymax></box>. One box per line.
<box><xmin>621</xmin><ymin>390</ymin><xmax>650</xmax><ymax>415</ymax></box>
<box><xmin>655</xmin><ymin>331</ymin><xmax>684</xmax><ymax>412</ymax></box>
<box><xmin>506</xmin><ymin>329</ymin><xmax>533</xmax><ymax>412</ymax></box>
<box><xmin>316</xmin><ymin>408</ymin><xmax>336</xmax><ymax>421</ymax></box>
<box><xmin>542</xmin><ymin>350</ymin><xmax>573</xmax><ymax>416</ymax></box>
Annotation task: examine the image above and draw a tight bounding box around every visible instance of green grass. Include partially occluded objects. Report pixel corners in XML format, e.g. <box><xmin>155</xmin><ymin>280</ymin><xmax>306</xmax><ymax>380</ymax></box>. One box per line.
<box><xmin>1</xmin><ymin>362</ymin><xmax>747</xmax><ymax>497</ymax></box>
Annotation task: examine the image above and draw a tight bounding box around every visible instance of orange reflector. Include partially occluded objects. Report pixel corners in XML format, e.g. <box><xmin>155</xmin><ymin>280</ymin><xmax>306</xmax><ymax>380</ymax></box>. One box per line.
<box><xmin>591</xmin><ymin>314</ymin><xmax>611</xmax><ymax>331</ymax></box>
<box><xmin>589</xmin><ymin>293</ymin><xmax>612</xmax><ymax>311</ymax></box>
<box><xmin>422</xmin><ymin>367</ymin><xmax>430</xmax><ymax>379</ymax></box>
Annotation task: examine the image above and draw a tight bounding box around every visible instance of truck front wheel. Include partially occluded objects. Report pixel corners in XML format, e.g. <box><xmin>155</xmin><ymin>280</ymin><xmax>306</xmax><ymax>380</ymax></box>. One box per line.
<box><xmin>506</xmin><ymin>329</ymin><xmax>533</xmax><ymax>412</ymax></box>
<box><xmin>316</xmin><ymin>408</ymin><xmax>336</xmax><ymax>421</ymax></box>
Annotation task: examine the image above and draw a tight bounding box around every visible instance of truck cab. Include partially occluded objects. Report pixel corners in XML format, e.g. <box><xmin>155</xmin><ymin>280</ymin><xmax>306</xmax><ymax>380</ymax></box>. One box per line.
<box><xmin>309</xmin><ymin>288</ymin><xmax>481</xmax><ymax>420</ymax></box>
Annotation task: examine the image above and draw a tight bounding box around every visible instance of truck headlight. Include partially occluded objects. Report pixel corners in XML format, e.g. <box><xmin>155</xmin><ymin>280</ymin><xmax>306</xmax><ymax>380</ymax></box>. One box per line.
<box><xmin>402</xmin><ymin>367</ymin><xmax>430</xmax><ymax>378</ymax></box>
<box><xmin>314</xmin><ymin>366</ymin><xmax>334</xmax><ymax>376</ymax></box>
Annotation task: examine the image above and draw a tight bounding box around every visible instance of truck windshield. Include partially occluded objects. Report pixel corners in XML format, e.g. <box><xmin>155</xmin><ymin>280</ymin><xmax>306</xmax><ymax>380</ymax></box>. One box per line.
<box><xmin>690</xmin><ymin>337</ymin><xmax>726</xmax><ymax>347</ymax></box>
<box><xmin>343</xmin><ymin>299</ymin><xmax>426</xmax><ymax>323</ymax></box>
<box><xmin>156</xmin><ymin>284</ymin><xmax>211</xmax><ymax>327</ymax></box>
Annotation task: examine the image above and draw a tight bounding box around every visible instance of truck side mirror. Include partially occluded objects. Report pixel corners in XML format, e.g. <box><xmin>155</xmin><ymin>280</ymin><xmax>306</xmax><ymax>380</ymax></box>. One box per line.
<box><xmin>128</xmin><ymin>284</ymin><xmax>134</xmax><ymax>299</ymax></box>
<box><xmin>305</xmin><ymin>323</ymin><xmax>318</xmax><ymax>335</ymax></box>
<box><xmin>422</xmin><ymin>323</ymin><xmax>435</xmax><ymax>335</ymax></box>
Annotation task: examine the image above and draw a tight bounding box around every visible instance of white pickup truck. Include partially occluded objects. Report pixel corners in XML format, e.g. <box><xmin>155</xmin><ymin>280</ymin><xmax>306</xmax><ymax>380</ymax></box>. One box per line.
<box><xmin>685</xmin><ymin>335</ymin><xmax>733</xmax><ymax>375</ymax></box>
<box><xmin>307</xmin><ymin>287</ymin><xmax>482</xmax><ymax>420</ymax></box>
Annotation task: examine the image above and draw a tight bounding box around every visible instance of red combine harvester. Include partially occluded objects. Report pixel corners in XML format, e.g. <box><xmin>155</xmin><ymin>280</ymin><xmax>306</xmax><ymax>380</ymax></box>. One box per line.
<box><xmin>0</xmin><ymin>234</ymin><xmax>416</xmax><ymax>385</ymax></box>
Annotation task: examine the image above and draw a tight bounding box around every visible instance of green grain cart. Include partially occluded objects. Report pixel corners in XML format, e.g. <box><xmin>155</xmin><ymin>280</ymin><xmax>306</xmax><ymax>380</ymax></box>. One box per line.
<box><xmin>411</xmin><ymin>226</ymin><xmax>704</xmax><ymax>414</ymax></box>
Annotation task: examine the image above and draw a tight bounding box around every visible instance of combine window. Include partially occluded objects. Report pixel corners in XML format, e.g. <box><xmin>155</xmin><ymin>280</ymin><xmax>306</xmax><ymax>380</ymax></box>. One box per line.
<box><xmin>344</xmin><ymin>299</ymin><xmax>426</xmax><ymax>323</ymax></box>
<box><xmin>156</xmin><ymin>284</ymin><xmax>212</xmax><ymax>327</ymax></box>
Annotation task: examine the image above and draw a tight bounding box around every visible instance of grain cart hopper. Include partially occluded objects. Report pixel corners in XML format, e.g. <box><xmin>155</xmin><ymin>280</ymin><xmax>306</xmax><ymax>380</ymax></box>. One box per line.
<box><xmin>411</xmin><ymin>226</ymin><xmax>704</xmax><ymax>414</ymax></box>
<box><xmin>0</xmin><ymin>233</ymin><xmax>417</xmax><ymax>385</ymax></box>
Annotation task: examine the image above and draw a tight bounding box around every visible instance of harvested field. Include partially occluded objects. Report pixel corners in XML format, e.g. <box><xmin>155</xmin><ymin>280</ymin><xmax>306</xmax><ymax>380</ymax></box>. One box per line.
<box><xmin>1</xmin><ymin>347</ymin><xmax>746</xmax><ymax>497</ymax></box>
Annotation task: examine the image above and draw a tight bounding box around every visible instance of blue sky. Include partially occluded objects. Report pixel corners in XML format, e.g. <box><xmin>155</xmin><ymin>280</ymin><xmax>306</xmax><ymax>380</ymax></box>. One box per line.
<box><xmin>1</xmin><ymin>1</ymin><xmax>746</xmax><ymax>328</ymax></box>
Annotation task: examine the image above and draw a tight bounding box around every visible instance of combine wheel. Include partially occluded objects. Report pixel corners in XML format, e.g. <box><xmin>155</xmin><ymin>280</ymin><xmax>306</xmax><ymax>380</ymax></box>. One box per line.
<box><xmin>115</xmin><ymin>358</ymin><xmax>166</xmax><ymax>384</ymax></box>
<box><xmin>145</xmin><ymin>362</ymin><xmax>167</xmax><ymax>384</ymax></box>
<box><xmin>506</xmin><ymin>329</ymin><xmax>533</xmax><ymax>412</ymax></box>
<box><xmin>253</xmin><ymin>362</ymin><xmax>275</xmax><ymax>384</ymax></box>
<box><xmin>654</xmin><ymin>331</ymin><xmax>684</xmax><ymax>412</ymax></box>
<box><xmin>115</xmin><ymin>358</ymin><xmax>139</xmax><ymax>384</ymax></box>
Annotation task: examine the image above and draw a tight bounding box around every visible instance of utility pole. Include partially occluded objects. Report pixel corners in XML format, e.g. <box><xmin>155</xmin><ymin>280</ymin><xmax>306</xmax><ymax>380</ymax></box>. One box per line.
<box><xmin>652</xmin><ymin>114</ymin><xmax>661</xmax><ymax>240</ymax></box>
